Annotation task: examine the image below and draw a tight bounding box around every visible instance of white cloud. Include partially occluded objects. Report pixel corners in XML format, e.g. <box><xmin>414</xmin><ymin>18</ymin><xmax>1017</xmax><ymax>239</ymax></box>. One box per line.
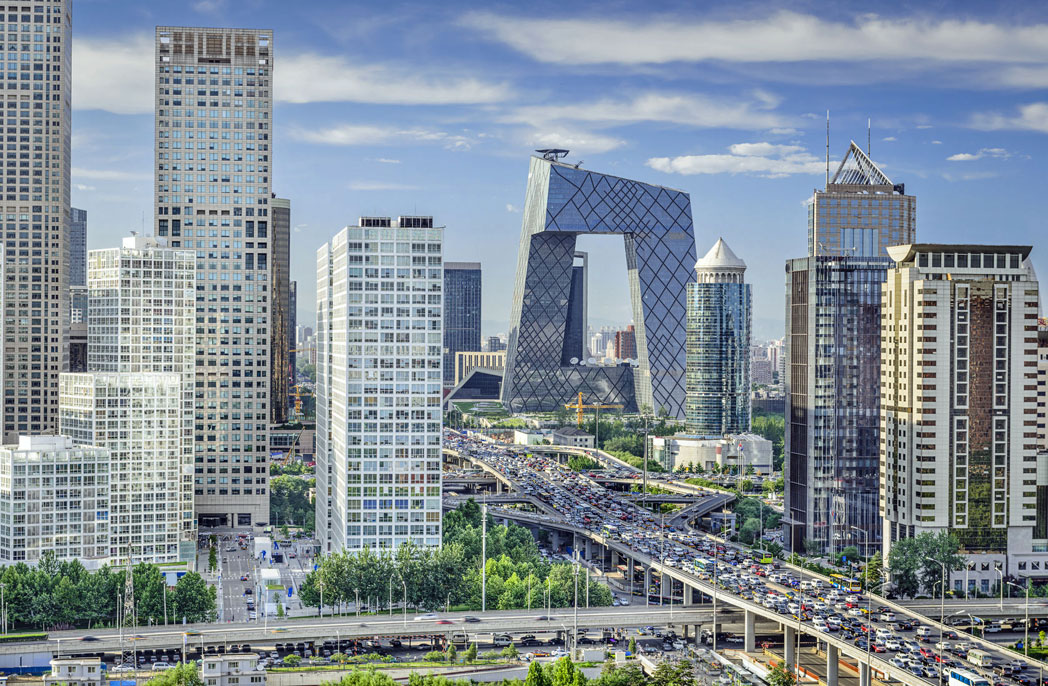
<box><xmin>374</xmin><ymin>158</ymin><xmax>401</xmax><ymax>164</ymax></box>
<box><xmin>522</xmin><ymin>127</ymin><xmax>626</xmax><ymax>155</ymax></box>
<box><xmin>290</xmin><ymin>124</ymin><xmax>475</xmax><ymax>150</ymax></box>
<box><xmin>73</xmin><ymin>34</ymin><xmax>154</xmax><ymax>114</ymax></box>
<box><xmin>882</xmin><ymin>136</ymin><xmax>897</xmax><ymax>142</ymax></box>
<box><xmin>646</xmin><ymin>142</ymin><xmax>824</xmax><ymax>177</ymax></box>
<box><xmin>278</xmin><ymin>53</ymin><xmax>511</xmax><ymax>105</ymax></box>
<box><xmin>506</xmin><ymin>204</ymin><xmax>521</xmax><ymax>213</ymax></box>
<box><xmin>503</xmin><ymin>92</ymin><xmax>789</xmax><ymax>131</ymax></box>
<box><xmin>946</xmin><ymin>147</ymin><xmax>1010</xmax><ymax>162</ymax></box>
<box><xmin>73</xmin><ymin>183</ymin><xmax>96</xmax><ymax>192</ymax></box>
<box><xmin>931</xmin><ymin>140</ymin><xmax>943</xmax><ymax>144</ymax></box>
<box><xmin>463</xmin><ymin>11</ymin><xmax>1048</xmax><ymax>66</ymax></box>
<box><xmin>970</xmin><ymin>102</ymin><xmax>1048</xmax><ymax>133</ymax></box>
<box><xmin>347</xmin><ymin>181</ymin><xmax>419</xmax><ymax>191</ymax></box>
<box><xmin>72</xmin><ymin>167</ymin><xmax>150</xmax><ymax>181</ymax></box>
<box><xmin>293</xmin><ymin>224</ymin><xmax>308</xmax><ymax>234</ymax></box>
<box><xmin>193</xmin><ymin>0</ymin><xmax>227</xmax><ymax>13</ymax></box>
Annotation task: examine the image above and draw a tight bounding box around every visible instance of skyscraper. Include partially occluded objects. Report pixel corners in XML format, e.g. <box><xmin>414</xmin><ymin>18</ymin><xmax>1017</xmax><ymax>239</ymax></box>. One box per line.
<box><xmin>289</xmin><ymin>280</ymin><xmax>298</xmax><ymax>389</ymax></box>
<box><xmin>0</xmin><ymin>1</ymin><xmax>71</xmax><ymax>443</ymax></box>
<box><xmin>316</xmin><ymin>217</ymin><xmax>443</xmax><ymax>552</ymax></box>
<box><xmin>442</xmin><ymin>262</ymin><xmax>481</xmax><ymax>386</ymax></box>
<box><xmin>613</xmin><ymin>325</ymin><xmax>637</xmax><ymax>361</ymax></box>
<box><xmin>880</xmin><ymin>244</ymin><xmax>1041</xmax><ymax>588</ymax></box>
<box><xmin>70</xmin><ymin>207</ymin><xmax>87</xmax><ymax>286</ymax></box>
<box><xmin>271</xmin><ymin>197</ymin><xmax>290</xmax><ymax>424</ymax></box>
<box><xmin>60</xmin><ymin>234</ymin><xmax>197</xmax><ymax>562</ymax></box>
<box><xmin>563</xmin><ymin>252</ymin><xmax>588</xmax><ymax>365</ymax></box>
<box><xmin>685</xmin><ymin>238</ymin><xmax>751</xmax><ymax>435</ymax></box>
<box><xmin>785</xmin><ymin>142</ymin><xmax>916</xmax><ymax>555</ymax></box>
<box><xmin>155</xmin><ymin>26</ymin><xmax>274</xmax><ymax>528</ymax></box>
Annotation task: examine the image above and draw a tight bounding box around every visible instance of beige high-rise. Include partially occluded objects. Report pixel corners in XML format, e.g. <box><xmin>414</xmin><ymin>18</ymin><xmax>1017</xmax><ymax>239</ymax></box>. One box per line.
<box><xmin>154</xmin><ymin>26</ymin><xmax>274</xmax><ymax>528</ymax></box>
<box><xmin>0</xmin><ymin>2</ymin><xmax>71</xmax><ymax>443</ymax></box>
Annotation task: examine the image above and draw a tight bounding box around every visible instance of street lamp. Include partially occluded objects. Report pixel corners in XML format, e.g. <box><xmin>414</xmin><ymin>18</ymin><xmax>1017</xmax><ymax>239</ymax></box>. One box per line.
<box><xmin>1008</xmin><ymin>581</ymin><xmax>1030</xmax><ymax>658</ymax></box>
<box><xmin>354</xmin><ymin>588</ymin><xmax>359</xmax><ymax>619</ymax></box>
<box><xmin>996</xmin><ymin>566</ymin><xmax>1004</xmax><ymax>611</ymax></box>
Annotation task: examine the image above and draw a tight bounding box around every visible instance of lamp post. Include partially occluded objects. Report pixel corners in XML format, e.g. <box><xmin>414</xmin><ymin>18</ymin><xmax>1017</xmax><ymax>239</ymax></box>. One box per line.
<box><xmin>851</xmin><ymin>526</ymin><xmax>869</xmax><ymax>590</ymax></box>
<box><xmin>1008</xmin><ymin>581</ymin><xmax>1030</xmax><ymax>658</ymax></box>
<box><xmin>573</xmin><ymin>556</ymin><xmax>580</xmax><ymax>659</ymax></box>
<box><xmin>996</xmin><ymin>566</ymin><xmax>1004</xmax><ymax>611</ymax></box>
<box><xmin>388</xmin><ymin>575</ymin><xmax>394</xmax><ymax>618</ymax></box>
<box><xmin>402</xmin><ymin>579</ymin><xmax>407</xmax><ymax>627</ymax></box>
<box><xmin>0</xmin><ymin>581</ymin><xmax>5</xmax><ymax>635</ymax></box>
<box><xmin>354</xmin><ymin>588</ymin><xmax>359</xmax><ymax>619</ymax></box>
<box><xmin>934</xmin><ymin>561</ymin><xmax>947</xmax><ymax>686</ymax></box>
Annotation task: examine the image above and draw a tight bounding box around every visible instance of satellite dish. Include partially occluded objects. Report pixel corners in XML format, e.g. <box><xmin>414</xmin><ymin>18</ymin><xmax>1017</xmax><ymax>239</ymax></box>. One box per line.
<box><xmin>569</xmin><ymin>357</ymin><xmax>579</xmax><ymax>365</ymax></box>
<box><xmin>587</xmin><ymin>358</ymin><xmax>596</xmax><ymax>365</ymax></box>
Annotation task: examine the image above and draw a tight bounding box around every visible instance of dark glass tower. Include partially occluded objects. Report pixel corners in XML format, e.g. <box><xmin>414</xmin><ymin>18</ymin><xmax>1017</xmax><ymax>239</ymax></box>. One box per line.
<box><xmin>70</xmin><ymin>208</ymin><xmax>87</xmax><ymax>287</ymax></box>
<box><xmin>443</xmin><ymin>263</ymin><xmax>482</xmax><ymax>385</ymax></box>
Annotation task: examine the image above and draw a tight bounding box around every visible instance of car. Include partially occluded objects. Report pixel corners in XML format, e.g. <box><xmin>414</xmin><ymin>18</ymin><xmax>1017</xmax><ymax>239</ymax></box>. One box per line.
<box><xmin>413</xmin><ymin>613</ymin><xmax>438</xmax><ymax>622</ymax></box>
<box><xmin>414</xmin><ymin>643</ymin><xmax>434</xmax><ymax>652</ymax></box>
<box><xmin>464</xmin><ymin>616</ymin><xmax>481</xmax><ymax>623</ymax></box>
<box><xmin>436</xmin><ymin>619</ymin><xmax>453</xmax><ymax>625</ymax></box>
<box><xmin>240</xmin><ymin>575</ymin><xmax>249</xmax><ymax>581</ymax></box>
<box><xmin>152</xmin><ymin>662</ymin><xmax>173</xmax><ymax>672</ymax></box>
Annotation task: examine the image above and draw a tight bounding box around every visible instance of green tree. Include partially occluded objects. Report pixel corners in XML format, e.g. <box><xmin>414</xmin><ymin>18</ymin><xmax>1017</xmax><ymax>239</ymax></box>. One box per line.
<box><xmin>283</xmin><ymin>654</ymin><xmax>300</xmax><ymax>667</ymax></box>
<box><xmin>172</xmin><ymin>572</ymin><xmax>216</xmax><ymax>623</ymax></box>
<box><xmin>628</xmin><ymin>637</ymin><xmax>637</xmax><ymax>655</ymax></box>
<box><xmin>145</xmin><ymin>663</ymin><xmax>205</xmax><ymax>686</ymax></box>
<box><xmin>525</xmin><ymin>660</ymin><xmax>550</xmax><ymax>686</ymax></box>
<box><xmin>550</xmin><ymin>657</ymin><xmax>585</xmax><ymax>686</ymax></box>
<box><xmin>918</xmin><ymin>531</ymin><xmax>965</xmax><ymax>596</ymax></box>
<box><xmin>208</xmin><ymin>546</ymin><xmax>217</xmax><ymax>573</ymax></box>
<box><xmin>863</xmin><ymin>553</ymin><xmax>885</xmax><ymax>589</ymax></box>
<box><xmin>465</xmin><ymin>642</ymin><xmax>478</xmax><ymax>663</ymax></box>
<box><xmin>447</xmin><ymin>643</ymin><xmax>457</xmax><ymax>663</ymax></box>
<box><xmin>501</xmin><ymin>643</ymin><xmax>519</xmax><ymax>659</ymax></box>
<box><xmin>836</xmin><ymin>546</ymin><xmax>859</xmax><ymax>567</ymax></box>
<box><xmin>768</xmin><ymin>663</ymin><xmax>796</xmax><ymax>686</ymax></box>
<box><xmin>591</xmin><ymin>664</ymin><xmax>646</xmax><ymax>686</ymax></box>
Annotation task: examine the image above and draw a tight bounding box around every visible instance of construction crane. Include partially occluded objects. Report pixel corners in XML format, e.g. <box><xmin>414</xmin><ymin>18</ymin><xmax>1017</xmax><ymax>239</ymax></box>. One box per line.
<box><xmin>564</xmin><ymin>392</ymin><xmax>623</xmax><ymax>427</ymax></box>
<box><xmin>291</xmin><ymin>383</ymin><xmax>312</xmax><ymax>422</ymax></box>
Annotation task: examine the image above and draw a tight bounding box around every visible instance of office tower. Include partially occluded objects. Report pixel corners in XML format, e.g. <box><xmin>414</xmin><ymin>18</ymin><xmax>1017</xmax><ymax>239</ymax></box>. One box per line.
<box><xmin>69</xmin><ymin>284</ymin><xmax>88</xmax><ymax>372</ymax></box>
<box><xmin>289</xmin><ymin>280</ymin><xmax>297</xmax><ymax>387</ymax></box>
<box><xmin>70</xmin><ymin>207</ymin><xmax>87</xmax><ymax>286</ymax></box>
<box><xmin>455</xmin><ymin>350</ymin><xmax>507</xmax><ymax>385</ymax></box>
<box><xmin>271</xmin><ymin>197</ymin><xmax>290</xmax><ymax>424</ymax></box>
<box><xmin>502</xmin><ymin>155</ymin><xmax>695</xmax><ymax>417</ymax></box>
<box><xmin>1039</xmin><ymin>321</ymin><xmax>1048</xmax><ymax>452</ymax></box>
<box><xmin>60</xmin><ymin>373</ymin><xmax>185</xmax><ymax>564</ymax></box>
<box><xmin>784</xmin><ymin>142</ymin><xmax>916</xmax><ymax>555</ymax></box>
<box><xmin>880</xmin><ymin>244</ymin><xmax>1041</xmax><ymax>586</ymax></box>
<box><xmin>442</xmin><ymin>262</ymin><xmax>481</xmax><ymax>386</ymax></box>
<box><xmin>59</xmin><ymin>235</ymin><xmax>197</xmax><ymax>563</ymax></box>
<box><xmin>0</xmin><ymin>2</ymin><xmax>71</xmax><ymax>444</ymax></box>
<box><xmin>562</xmin><ymin>252</ymin><xmax>588</xmax><ymax>364</ymax></box>
<box><xmin>589</xmin><ymin>327</ymin><xmax>615</xmax><ymax>360</ymax></box>
<box><xmin>613</xmin><ymin>325</ymin><xmax>637</xmax><ymax>361</ymax></box>
<box><xmin>0</xmin><ymin>436</ymin><xmax>109</xmax><ymax>567</ymax></box>
<box><xmin>316</xmin><ymin>217</ymin><xmax>443</xmax><ymax>552</ymax></box>
<box><xmin>155</xmin><ymin>26</ymin><xmax>274</xmax><ymax>528</ymax></box>
<box><xmin>485</xmin><ymin>335</ymin><xmax>505</xmax><ymax>353</ymax></box>
<box><xmin>685</xmin><ymin>238</ymin><xmax>751</xmax><ymax>435</ymax></box>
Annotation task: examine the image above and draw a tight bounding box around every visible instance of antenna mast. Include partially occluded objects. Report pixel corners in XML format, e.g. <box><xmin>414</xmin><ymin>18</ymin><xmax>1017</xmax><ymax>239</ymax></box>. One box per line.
<box><xmin>120</xmin><ymin>548</ymin><xmax>137</xmax><ymax>671</ymax></box>
<box><xmin>867</xmin><ymin>118</ymin><xmax>871</xmax><ymax>157</ymax></box>
<box><xmin>825</xmin><ymin>110</ymin><xmax>830</xmax><ymax>188</ymax></box>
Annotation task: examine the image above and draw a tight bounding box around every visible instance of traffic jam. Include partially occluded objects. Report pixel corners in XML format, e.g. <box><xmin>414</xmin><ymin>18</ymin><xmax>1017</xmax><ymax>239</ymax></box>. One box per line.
<box><xmin>445</xmin><ymin>430</ymin><xmax>1047</xmax><ymax>686</ymax></box>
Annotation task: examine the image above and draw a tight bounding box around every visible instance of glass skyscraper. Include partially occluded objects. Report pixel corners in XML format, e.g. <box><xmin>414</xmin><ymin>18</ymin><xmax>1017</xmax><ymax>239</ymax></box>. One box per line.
<box><xmin>685</xmin><ymin>238</ymin><xmax>751</xmax><ymax>435</ymax></box>
<box><xmin>70</xmin><ymin>207</ymin><xmax>87</xmax><ymax>287</ymax></box>
<box><xmin>785</xmin><ymin>141</ymin><xmax>916</xmax><ymax>555</ymax></box>
<box><xmin>442</xmin><ymin>262</ymin><xmax>482</xmax><ymax>386</ymax></box>
<box><xmin>502</xmin><ymin>155</ymin><xmax>696</xmax><ymax>417</ymax></box>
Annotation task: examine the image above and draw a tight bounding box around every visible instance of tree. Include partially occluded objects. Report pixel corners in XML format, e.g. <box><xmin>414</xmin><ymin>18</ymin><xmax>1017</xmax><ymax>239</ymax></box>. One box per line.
<box><xmin>501</xmin><ymin>643</ymin><xmax>519</xmax><ymax>659</ymax></box>
<box><xmin>172</xmin><ymin>572</ymin><xmax>216</xmax><ymax>623</ymax></box>
<box><xmin>332</xmin><ymin>652</ymin><xmax>348</xmax><ymax>667</ymax></box>
<box><xmin>208</xmin><ymin>546</ymin><xmax>217</xmax><ymax>573</ymax></box>
<box><xmin>768</xmin><ymin>663</ymin><xmax>796</xmax><ymax>686</ymax></box>
<box><xmin>447</xmin><ymin>643</ymin><xmax>457</xmax><ymax>663</ymax></box>
<box><xmin>863</xmin><ymin>552</ymin><xmax>885</xmax><ymax>590</ymax></box>
<box><xmin>145</xmin><ymin>663</ymin><xmax>205</xmax><ymax>686</ymax></box>
<box><xmin>277</xmin><ymin>603</ymin><xmax>285</xmax><ymax>618</ymax></box>
<box><xmin>628</xmin><ymin>637</ymin><xmax>637</xmax><ymax>655</ymax></box>
<box><xmin>918</xmin><ymin>531</ymin><xmax>965</xmax><ymax>597</ymax></box>
<box><xmin>283</xmin><ymin>655</ymin><xmax>300</xmax><ymax>667</ymax></box>
<box><xmin>525</xmin><ymin>660</ymin><xmax>550</xmax><ymax>686</ymax></box>
<box><xmin>550</xmin><ymin>657</ymin><xmax>585</xmax><ymax>686</ymax></box>
<box><xmin>465</xmin><ymin>642</ymin><xmax>478</xmax><ymax>663</ymax></box>
<box><xmin>887</xmin><ymin>537</ymin><xmax>922</xmax><ymax>598</ymax></box>
<box><xmin>836</xmin><ymin>546</ymin><xmax>860</xmax><ymax>567</ymax></box>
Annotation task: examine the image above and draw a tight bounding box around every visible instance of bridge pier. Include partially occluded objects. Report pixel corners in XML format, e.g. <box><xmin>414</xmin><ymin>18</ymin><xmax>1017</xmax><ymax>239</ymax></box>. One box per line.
<box><xmin>584</xmin><ymin>538</ymin><xmax>592</xmax><ymax>560</ymax></box>
<box><xmin>744</xmin><ymin>610</ymin><xmax>755</xmax><ymax>652</ymax></box>
<box><xmin>627</xmin><ymin>558</ymin><xmax>635</xmax><ymax>597</ymax></box>
<box><xmin>682</xmin><ymin>584</ymin><xmax>694</xmax><ymax>606</ymax></box>
<box><xmin>644</xmin><ymin>565</ymin><xmax>652</xmax><ymax>600</ymax></box>
<box><xmin>858</xmin><ymin>662</ymin><xmax>870</xmax><ymax>686</ymax></box>
<box><xmin>826</xmin><ymin>644</ymin><xmax>839</xmax><ymax>686</ymax></box>
<box><xmin>784</xmin><ymin>625</ymin><xmax>796</xmax><ymax>670</ymax></box>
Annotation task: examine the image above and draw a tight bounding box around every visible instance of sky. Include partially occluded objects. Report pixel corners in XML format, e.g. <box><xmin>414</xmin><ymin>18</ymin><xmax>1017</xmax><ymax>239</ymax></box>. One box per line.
<box><xmin>72</xmin><ymin>0</ymin><xmax>1048</xmax><ymax>340</ymax></box>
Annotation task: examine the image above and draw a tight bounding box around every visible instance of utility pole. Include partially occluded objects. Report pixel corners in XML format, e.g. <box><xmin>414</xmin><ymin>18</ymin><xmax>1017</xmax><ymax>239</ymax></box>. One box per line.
<box><xmin>481</xmin><ymin>498</ymin><xmax>487</xmax><ymax>613</ymax></box>
<box><xmin>120</xmin><ymin>547</ymin><xmax>137</xmax><ymax>675</ymax></box>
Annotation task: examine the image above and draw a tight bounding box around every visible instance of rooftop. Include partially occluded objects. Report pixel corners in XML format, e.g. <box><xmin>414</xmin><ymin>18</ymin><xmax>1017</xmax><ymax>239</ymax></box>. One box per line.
<box><xmin>886</xmin><ymin>243</ymin><xmax>1033</xmax><ymax>264</ymax></box>
<box><xmin>696</xmin><ymin>237</ymin><xmax>746</xmax><ymax>272</ymax></box>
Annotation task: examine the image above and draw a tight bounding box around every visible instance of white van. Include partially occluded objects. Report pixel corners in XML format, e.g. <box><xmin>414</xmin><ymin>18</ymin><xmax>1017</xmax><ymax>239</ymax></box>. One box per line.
<box><xmin>492</xmin><ymin>634</ymin><xmax>513</xmax><ymax>647</ymax></box>
<box><xmin>916</xmin><ymin>626</ymin><xmax>933</xmax><ymax>638</ymax></box>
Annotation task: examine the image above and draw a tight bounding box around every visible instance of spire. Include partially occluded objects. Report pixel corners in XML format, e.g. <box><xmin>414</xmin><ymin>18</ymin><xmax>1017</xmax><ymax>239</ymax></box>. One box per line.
<box><xmin>695</xmin><ymin>238</ymin><xmax>746</xmax><ymax>283</ymax></box>
<box><xmin>830</xmin><ymin>140</ymin><xmax>893</xmax><ymax>187</ymax></box>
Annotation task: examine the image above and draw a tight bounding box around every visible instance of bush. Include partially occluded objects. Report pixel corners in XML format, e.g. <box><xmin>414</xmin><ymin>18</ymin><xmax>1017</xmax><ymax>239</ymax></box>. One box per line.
<box><xmin>424</xmin><ymin>650</ymin><xmax>446</xmax><ymax>662</ymax></box>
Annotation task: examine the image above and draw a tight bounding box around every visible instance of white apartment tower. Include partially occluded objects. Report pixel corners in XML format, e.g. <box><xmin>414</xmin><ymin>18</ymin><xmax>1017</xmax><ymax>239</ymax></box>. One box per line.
<box><xmin>0</xmin><ymin>435</ymin><xmax>109</xmax><ymax>567</ymax></box>
<box><xmin>60</xmin><ymin>234</ymin><xmax>197</xmax><ymax>561</ymax></box>
<box><xmin>881</xmin><ymin>243</ymin><xmax>1043</xmax><ymax>588</ymax></box>
<box><xmin>154</xmin><ymin>27</ymin><xmax>274</xmax><ymax>527</ymax></box>
<box><xmin>316</xmin><ymin>217</ymin><xmax>444</xmax><ymax>552</ymax></box>
<box><xmin>0</xmin><ymin>2</ymin><xmax>71</xmax><ymax>443</ymax></box>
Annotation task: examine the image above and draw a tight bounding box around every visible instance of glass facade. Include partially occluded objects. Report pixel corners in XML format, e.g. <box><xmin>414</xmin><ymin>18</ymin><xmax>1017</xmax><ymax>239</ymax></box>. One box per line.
<box><xmin>503</xmin><ymin>157</ymin><xmax>696</xmax><ymax>417</ymax></box>
<box><xmin>70</xmin><ymin>207</ymin><xmax>87</xmax><ymax>286</ymax></box>
<box><xmin>442</xmin><ymin>262</ymin><xmax>481</xmax><ymax>385</ymax></box>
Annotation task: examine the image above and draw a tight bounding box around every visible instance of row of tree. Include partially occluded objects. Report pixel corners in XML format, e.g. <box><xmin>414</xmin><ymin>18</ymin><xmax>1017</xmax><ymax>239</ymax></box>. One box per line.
<box><xmin>0</xmin><ymin>551</ymin><xmax>216</xmax><ymax>631</ymax></box>
<box><xmin>270</xmin><ymin>474</ymin><xmax>316</xmax><ymax>533</ymax></box>
<box><xmin>297</xmin><ymin>499</ymin><xmax>614</xmax><ymax>613</ymax></box>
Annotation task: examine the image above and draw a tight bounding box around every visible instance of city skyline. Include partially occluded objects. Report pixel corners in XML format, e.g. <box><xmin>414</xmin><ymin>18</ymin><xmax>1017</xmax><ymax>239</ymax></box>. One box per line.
<box><xmin>70</xmin><ymin>2</ymin><xmax>1048</xmax><ymax>337</ymax></box>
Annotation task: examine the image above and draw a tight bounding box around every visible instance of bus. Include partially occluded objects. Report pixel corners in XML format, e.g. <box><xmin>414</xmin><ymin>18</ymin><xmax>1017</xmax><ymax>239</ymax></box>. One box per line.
<box><xmin>949</xmin><ymin>669</ymin><xmax>991</xmax><ymax>686</ymax></box>
<box><xmin>966</xmin><ymin>649</ymin><xmax>993</xmax><ymax>668</ymax></box>
<box><xmin>829</xmin><ymin>574</ymin><xmax>862</xmax><ymax>593</ymax></box>
<box><xmin>752</xmin><ymin>552</ymin><xmax>773</xmax><ymax>564</ymax></box>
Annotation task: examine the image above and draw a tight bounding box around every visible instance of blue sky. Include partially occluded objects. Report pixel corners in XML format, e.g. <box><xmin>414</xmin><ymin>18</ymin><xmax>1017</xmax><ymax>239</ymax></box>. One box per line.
<box><xmin>72</xmin><ymin>0</ymin><xmax>1048</xmax><ymax>339</ymax></box>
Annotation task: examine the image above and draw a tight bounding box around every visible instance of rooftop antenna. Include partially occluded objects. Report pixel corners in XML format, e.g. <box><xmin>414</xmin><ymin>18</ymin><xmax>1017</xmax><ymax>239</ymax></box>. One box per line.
<box><xmin>867</xmin><ymin>118</ymin><xmax>871</xmax><ymax>157</ymax></box>
<box><xmin>825</xmin><ymin>110</ymin><xmax>830</xmax><ymax>188</ymax></box>
<box><xmin>535</xmin><ymin>149</ymin><xmax>569</xmax><ymax>162</ymax></box>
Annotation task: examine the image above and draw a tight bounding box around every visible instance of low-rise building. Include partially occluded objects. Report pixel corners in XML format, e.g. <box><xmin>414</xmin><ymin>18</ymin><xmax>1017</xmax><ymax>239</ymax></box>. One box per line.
<box><xmin>202</xmin><ymin>654</ymin><xmax>264</xmax><ymax>686</ymax></box>
<box><xmin>45</xmin><ymin>657</ymin><xmax>105</xmax><ymax>686</ymax></box>
<box><xmin>551</xmin><ymin>427</ymin><xmax>595</xmax><ymax>449</ymax></box>
<box><xmin>650</xmin><ymin>434</ymin><xmax>773</xmax><ymax>475</ymax></box>
<box><xmin>513</xmin><ymin>430</ymin><xmax>545</xmax><ymax>446</ymax></box>
<box><xmin>455</xmin><ymin>350</ymin><xmax>506</xmax><ymax>385</ymax></box>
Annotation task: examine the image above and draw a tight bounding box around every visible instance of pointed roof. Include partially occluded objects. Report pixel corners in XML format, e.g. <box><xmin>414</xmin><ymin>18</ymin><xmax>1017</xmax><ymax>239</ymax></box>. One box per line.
<box><xmin>830</xmin><ymin>141</ymin><xmax>893</xmax><ymax>186</ymax></box>
<box><xmin>696</xmin><ymin>237</ymin><xmax>746</xmax><ymax>272</ymax></box>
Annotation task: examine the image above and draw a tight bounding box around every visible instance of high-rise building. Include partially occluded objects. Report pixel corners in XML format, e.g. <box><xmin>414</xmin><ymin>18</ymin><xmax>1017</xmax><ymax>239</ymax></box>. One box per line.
<box><xmin>455</xmin><ymin>350</ymin><xmax>506</xmax><ymax>385</ymax></box>
<box><xmin>70</xmin><ymin>207</ymin><xmax>87</xmax><ymax>286</ymax></box>
<box><xmin>271</xmin><ymin>197</ymin><xmax>290</xmax><ymax>424</ymax></box>
<box><xmin>485</xmin><ymin>335</ymin><xmax>505</xmax><ymax>353</ymax></box>
<box><xmin>502</xmin><ymin>155</ymin><xmax>696</xmax><ymax>417</ymax></box>
<box><xmin>785</xmin><ymin>142</ymin><xmax>916</xmax><ymax>555</ymax></box>
<box><xmin>155</xmin><ymin>26</ymin><xmax>274</xmax><ymax>528</ymax></box>
<box><xmin>442</xmin><ymin>262</ymin><xmax>481</xmax><ymax>385</ymax></box>
<box><xmin>613</xmin><ymin>325</ymin><xmax>637</xmax><ymax>361</ymax></box>
<box><xmin>563</xmin><ymin>252</ymin><xmax>588</xmax><ymax>364</ymax></box>
<box><xmin>1038</xmin><ymin>320</ymin><xmax>1048</xmax><ymax>453</ymax></box>
<box><xmin>316</xmin><ymin>217</ymin><xmax>443</xmax><ymax>552</ymax></box>
<box><xmin>0</xmin><ymin>436</ymin><xmax>109</xmax><ymax>567</ymax></box>
<box><xmin>289</xmin><ymin>280</ymin><xmax>298</xmax><ymax>388</ymax></box>
<box><xmin>685</xmin><ymin>238</ymin><xmax>751</xmax><ymax>435</ymax></box>
<box><xmin>880</xmin><ymin>244</ymin><xmax>1042</xmax><ymax>587</ymax></box>
<box><xmin>0</xmin><ymin>2</ymin><xmax>71</xmax><ymax>444</ymax></box>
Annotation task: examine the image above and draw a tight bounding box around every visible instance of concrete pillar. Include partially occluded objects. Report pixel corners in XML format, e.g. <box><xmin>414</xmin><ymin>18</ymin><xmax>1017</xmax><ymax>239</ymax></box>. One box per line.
<box><xmin>627</xmin><ymin>558</ymin><xmax>635</xmax><ymax>599</ymax></box>
<box><xmin>744</xmin><ymin>610</ymin><xmax>756</xmax><ymax>653</ymax></box>
<box><xmin>585</xmin><ymin>538</ymin><xmax>592</xmax><ymax>560</ymax></box>
<box><xmin>611</xmin><ymin>549</ymin><xmax>620</xmax><ymax>568</ymax></box>
<box><xmin>784</xmin><ymin>626</ymin><xmax>796</xmax><ymax>669</ymax></box>
<box><xmin>827</xmin><ymin>645</ymin><xmax>839</xmax><ymax>686</ymax></box>
<box><xmin>859</xmin><ymin>662</ymin><xmax>870</xmax><ymax>686</ymax></box>
<box><xmin>644</xmin><ymin>566</ymin><xmax>652</xmax><ymax>599</ymax></box>
<box><xmin>682</xmin><ymin>584</ymin><xmax>694</xmax><ymax>606</ymax></box>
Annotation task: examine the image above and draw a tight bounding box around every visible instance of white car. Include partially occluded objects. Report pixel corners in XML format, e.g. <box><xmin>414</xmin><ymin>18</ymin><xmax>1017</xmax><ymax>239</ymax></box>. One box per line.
<box><xmin>152</xmin><ymin>663</ymin><xmax>173</xmax><ymax>672</ymax></box>
<box><xmin>414</xmin><ymin>613</ymin><xmax>438</xmax><ymax>621</ymax></box>
<box><xmin>847</xmin><ymin>608</ymin><xmax>865</xmax><ymax>617</ymax></box>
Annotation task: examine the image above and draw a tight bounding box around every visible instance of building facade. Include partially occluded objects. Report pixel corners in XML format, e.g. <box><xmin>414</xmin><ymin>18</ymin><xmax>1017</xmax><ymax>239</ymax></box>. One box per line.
<box><xmin>651</xmin><ymin>433</ymin><xmax>773</xmax><ymax>475</ymax></box>
<box><xmin>84</xmin><ymin>234</ymin><xmax>197</xmax><ymax>552</ymax></box>
<box><xmin>442</xmin><ymin>262</ymin><xmax>481</xmax><ymax>386</ymax></box>
<box><xmin>0</xmin><ymin>1</ymin><xmax>71</xmax><ymax>443</ymax></box>
<box><xmin>454</xmin><ymin>350</ymin><xmax>506</xmax><ymax>385</ymax></box>
<box><xmin>0</xmin><ymin>436</ymin><xmax>109</xmax><ymax>567</ymax></box>
<box><xmin>70</xmin><ymin>207</ymin><xmax>87</xmax><ymax>286</ymax></box>
<box><xmin>271</xmin><ymin>197</ymin><xmax>290</xmax><ymax>424</ymax></box>
<box><xmin>289</xmin><ymin>280</ymin><xmax>297</xmax><ymax>389</ymax></box>
<box><xmin>785</xmin><ymin>142</ymin><xmax>916</xmax><ymax>555</ymax></box>
<box><xmin>316</xmin><ymin>217</ymin><xmax>443</xmax><ymax>552</ymax></box>
<box><xmin>154</xmin><ymin>26</ymin><xmax>275</xmax><ymax>528</ymax></box>
<box><xmin>502</xmin><ymin>156</ymin><xmax>696</xmax><ymax>417</ymax></box>
<box><xmin>685</xmin><ymin>238</ymin><xmax>751</xmax><ymax>435</ymax></box>
<box><xmin>880</xmin><ymin>244</ymin><xmax>1043</xmax><ymax>587</ymax></box>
